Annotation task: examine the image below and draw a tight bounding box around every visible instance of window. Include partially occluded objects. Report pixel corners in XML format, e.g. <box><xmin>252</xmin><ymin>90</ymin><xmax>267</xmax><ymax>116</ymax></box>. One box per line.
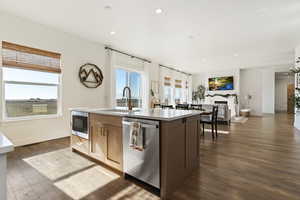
<box><xmin>175</xmin><ymin>88</ymin><xmax>181</xmax><ymax>104</ymax></box>
<box><xmin>183</xmin><ymin>80</ymin><xmax>189</xmax><ymax>104</ymax></box>
<box><xmin>115</xmin><ymin>68</ymin><xmax>142</xmax><ymax>108</ymax></box>
<box><xmin>174</xmin><ymin>80</ymin><xmax>182</xmax><ymax>104</ymax></box>
<box><xmin>163</xmin><ymin>77</ymin><xmax>172</xmax><ymax>105</ymax></box>
<box><xmin>2</xmin><ymin>41</ymin><xmax>61</xmax><ymax>119</ymax></box>
<box><xmin>164</xmin><ymin>86</ymin><xmax>172</xmax><ymax>105</ymax></box>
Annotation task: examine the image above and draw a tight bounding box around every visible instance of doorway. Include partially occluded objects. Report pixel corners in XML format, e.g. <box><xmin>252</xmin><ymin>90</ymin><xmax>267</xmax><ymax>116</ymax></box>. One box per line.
<box><xmin>275</xmin><ymin>72</ymin><xmax>295</xmax><ymax>114</ymax></box>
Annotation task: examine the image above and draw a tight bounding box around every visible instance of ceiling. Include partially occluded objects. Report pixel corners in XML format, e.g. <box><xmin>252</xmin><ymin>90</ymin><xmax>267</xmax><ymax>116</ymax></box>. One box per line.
<box><xmin>0</xmin><ymin>0</ymin><xmax>300</xmax><ymax>74</ymax></box>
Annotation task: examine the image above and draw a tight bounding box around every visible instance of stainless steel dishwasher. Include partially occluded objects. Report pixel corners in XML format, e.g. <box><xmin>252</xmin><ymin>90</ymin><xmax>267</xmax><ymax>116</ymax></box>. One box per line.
<box><xmin>122</xmin><ymin>117</ymin><xmax>160</xmax><ymax>189</ymax></box>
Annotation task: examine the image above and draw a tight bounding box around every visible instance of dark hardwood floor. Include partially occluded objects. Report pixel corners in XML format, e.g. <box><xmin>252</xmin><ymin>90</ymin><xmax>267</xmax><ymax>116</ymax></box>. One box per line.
<box><xmin>7</xmin><ymin>113</ymin><xmax>300</xmax><ymax>200</ymax></box>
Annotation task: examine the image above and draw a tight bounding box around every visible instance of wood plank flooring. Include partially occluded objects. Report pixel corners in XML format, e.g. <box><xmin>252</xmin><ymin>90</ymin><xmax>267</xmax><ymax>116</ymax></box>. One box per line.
<box><xmin>7</xmin><ymin>113</ymin><xmax>300</xmax><ymax>200</ymax></box>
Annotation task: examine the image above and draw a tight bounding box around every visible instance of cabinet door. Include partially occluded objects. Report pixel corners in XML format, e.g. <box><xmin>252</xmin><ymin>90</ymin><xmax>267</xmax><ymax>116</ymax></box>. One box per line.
<box><xmin>89</xmin><ymin>114</ymin><xmax>123</xmax><ymax>171</ymax></box>
<box><xmin>90</xmin><ymin>121</ymin><xmax>107</xmax><ymax>162</ymax></box>
<box><xmin>186</xmin><ymin>117</ymin><xmax>200</xmax><ymax>171</ymax></box>
<box><xmin>106</xmin><ymin>125</ymin><xmax>123</xmax><ymax>170</ymax></box>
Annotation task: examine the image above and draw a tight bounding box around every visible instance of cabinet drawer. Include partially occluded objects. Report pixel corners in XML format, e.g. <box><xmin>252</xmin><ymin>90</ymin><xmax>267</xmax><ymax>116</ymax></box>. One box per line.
<box><xmin>90</xmin><ymin>114</ymin><xmax>122</xmax><ymax>127</ymax></box>
<box><xmin>71</xmin><ymin>135</ymin><xmax>89</xmax><ymax>154</ymax></box>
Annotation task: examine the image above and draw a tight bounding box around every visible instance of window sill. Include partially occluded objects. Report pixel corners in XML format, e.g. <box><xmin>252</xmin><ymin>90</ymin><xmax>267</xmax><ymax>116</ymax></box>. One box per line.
<box><xmin>1</xmin><ymin>114</ymin><xmax>63</xmax><ymax>123</ymax></box>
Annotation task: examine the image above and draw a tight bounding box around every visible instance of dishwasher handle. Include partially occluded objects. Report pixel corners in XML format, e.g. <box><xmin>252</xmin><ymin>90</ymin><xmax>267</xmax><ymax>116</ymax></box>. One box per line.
<box><xmin>122</xmin><ymin>121</ymin><xmax>158</xmax><ymax>129</ymax></box>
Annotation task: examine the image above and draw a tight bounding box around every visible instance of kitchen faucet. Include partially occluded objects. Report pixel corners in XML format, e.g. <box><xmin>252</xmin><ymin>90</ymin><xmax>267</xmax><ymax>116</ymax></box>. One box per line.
<box><xmin>122</xmin><ymin>86</ymin><xmax>133</xmax><ymax>111</ymax></box>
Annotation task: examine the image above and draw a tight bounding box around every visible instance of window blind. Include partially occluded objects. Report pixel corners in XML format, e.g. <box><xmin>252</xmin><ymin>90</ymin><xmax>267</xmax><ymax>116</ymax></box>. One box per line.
<box><xmin>175</xmin><ymin>80</ymin><xmax>182</xmax><ymax>88</ymax></box>
<box><xmin>2</xmin><ymin>41</ymin><xmax>61</xmax><ymax>73</ymax></box>
<box><xmin>164</xmin><ymin>77</ymin><xmax>171</xmax><ymax>86</ymax></box>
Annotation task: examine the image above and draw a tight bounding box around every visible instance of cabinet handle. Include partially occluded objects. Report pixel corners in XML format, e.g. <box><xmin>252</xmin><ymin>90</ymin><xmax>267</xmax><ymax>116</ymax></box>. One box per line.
<box><xmin>103</xmin><ymin>128</ymin><xmax>106</xmax><ymax>136</ymax></box>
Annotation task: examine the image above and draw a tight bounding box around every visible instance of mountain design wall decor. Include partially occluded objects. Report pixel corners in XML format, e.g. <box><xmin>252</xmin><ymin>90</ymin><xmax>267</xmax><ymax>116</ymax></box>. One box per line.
<box><xmin>79</xmin><ymin>63</ymin><xmax>103</xmax><ymax>88</ymax></box>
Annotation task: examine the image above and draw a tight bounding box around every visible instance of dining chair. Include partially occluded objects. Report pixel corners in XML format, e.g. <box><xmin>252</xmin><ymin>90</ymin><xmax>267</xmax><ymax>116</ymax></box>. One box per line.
<box><xmin>200</xmin><ymin>105</ymin><xmax>218</xmax><ymax>139</ymax></box>
<box><xmin>175</xmin><ymin>104</ymin><xmax>189</xmax><ymax>110</ymax></box>
<box><xmin>161</xmin><ymin>105</ymin><xmax>174</xmax><ymax>109</ymax></box>
<box><xmin>153</xmin><ymin>103</ymin><xmax>161</xmax><ymax>108</ymax></box>
<box><xmin>190</xmin><ymin>104</ymin><xmax>202</xmax><ymax>110</ymax></box>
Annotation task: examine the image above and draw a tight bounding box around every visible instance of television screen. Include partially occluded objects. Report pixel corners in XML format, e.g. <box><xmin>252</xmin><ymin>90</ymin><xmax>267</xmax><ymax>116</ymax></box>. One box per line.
<box><xmin>208</xmin><ymin>76</ymin><xmax>234</xmax><ymax>91</ymax></box>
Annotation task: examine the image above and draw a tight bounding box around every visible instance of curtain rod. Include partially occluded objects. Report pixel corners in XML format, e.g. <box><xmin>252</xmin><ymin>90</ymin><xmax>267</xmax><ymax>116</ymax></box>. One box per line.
<box><xmin>105</xmin><ymin>46</ymin><xmax>151</xmax><ymax>63</ymax></box>
<box><xmin>159</xmin><ymin>64</ymin><xmax>192</xmax><ymax>76</ymax></box>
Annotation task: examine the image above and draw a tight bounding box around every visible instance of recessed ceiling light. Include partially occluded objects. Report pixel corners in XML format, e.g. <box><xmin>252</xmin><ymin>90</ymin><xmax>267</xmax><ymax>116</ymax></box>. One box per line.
<box><xmin>110</xmin><ymin>31</ymin><xmax>116</xmax><ymax>35</ymax></box>
<box><xmin>234</xmin><ymin>53</ymin><xmax>239</xmax><ymax>57</ymax></box>
<box><xmin>155</xmin><ymin>8</ymin><xmax>163</xmax><ymax>14</ymax></box>
<box><xmin>104</xmin><ymin>5</ymin><xmax>112</xmax><ymax>10</ymax></box>
<box><xmin>202</xmin><ymin>58</ymin><xmax>207</xmax><ymax>62</ymax></box>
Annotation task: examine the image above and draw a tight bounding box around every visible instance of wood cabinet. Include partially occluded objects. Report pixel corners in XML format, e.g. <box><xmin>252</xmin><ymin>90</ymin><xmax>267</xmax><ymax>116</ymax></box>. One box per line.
<box><xmin>90</xmin><ymin>123</ymin><xmax>107</xmax><ymax>161</ymax></box>
<box><xmin>89</xmin><ymin>114</ymin><xmax>123</xmax><ymax>171</ymax></box>
<box><xmin>106</xmin><ymin>125</ymin><xmax>122</xmax><ymax>168</ymax></box>
<box><xmin>160</xmin><ymin>115</ymin><xmax>200</xmax><ymax>199</ymax></box>
<box><xmin>71</xmin><ymin>134</ymin><xmax>89</xmax><ymax>154</ymax></box>
<box><xmin>185</xmin><ymin>116</ymin><xmax>200</xmax><ymax>172</ymax></box>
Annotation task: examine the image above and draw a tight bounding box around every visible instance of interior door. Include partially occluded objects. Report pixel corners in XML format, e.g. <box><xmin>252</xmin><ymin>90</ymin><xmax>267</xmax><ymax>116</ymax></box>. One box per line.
<box><xmin>287</xmin><ymin>84</ymin><xmax>295</xmax><ymax>114</ymax></box>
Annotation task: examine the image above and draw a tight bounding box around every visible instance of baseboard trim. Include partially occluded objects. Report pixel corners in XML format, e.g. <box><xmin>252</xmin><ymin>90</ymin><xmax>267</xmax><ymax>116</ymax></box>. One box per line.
<box><xmin>12</xmin><ymin>135</ymin><xmax>70</xmax><ymax>147</ymax></box>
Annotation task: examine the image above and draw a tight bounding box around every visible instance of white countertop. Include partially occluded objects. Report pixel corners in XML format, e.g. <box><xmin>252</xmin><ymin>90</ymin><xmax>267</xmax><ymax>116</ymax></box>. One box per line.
<box><xmin>70</xmin><ymin>108</ymin><xmax>209</xmax><ymax>121</ymax></box>
<box><xmin>0</xmin><ymin>133</ymin><xmax>14</xmax><ymax>154</ymax></box>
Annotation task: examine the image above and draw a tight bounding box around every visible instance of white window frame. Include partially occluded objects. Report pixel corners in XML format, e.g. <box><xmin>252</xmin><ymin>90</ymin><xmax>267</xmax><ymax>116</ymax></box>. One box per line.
<box><xmin>163</xmin><ymin>85</ymin><xmax>172</xmax><ymax>105</ymax></box>
<box><xmin>1</xmin><ymin>68</ymin><xmax>63</xmax><ymax>122</ymax></box>
<box><xmin>174</xmin><ymin>87</ymin><xmax>182</xmax><ymax>104</ymax></box>
<box><xmin>112</xmin><ymin>65</ymin><xmax>144</xmax><ymax>109</ymax></box>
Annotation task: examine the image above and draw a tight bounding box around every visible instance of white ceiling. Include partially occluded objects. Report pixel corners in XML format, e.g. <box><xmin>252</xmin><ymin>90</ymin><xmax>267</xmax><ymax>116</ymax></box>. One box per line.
<box><xmin>0</xmin><ymin>0</ymin><xmax>300</xmax><ymax>74</ymax></box>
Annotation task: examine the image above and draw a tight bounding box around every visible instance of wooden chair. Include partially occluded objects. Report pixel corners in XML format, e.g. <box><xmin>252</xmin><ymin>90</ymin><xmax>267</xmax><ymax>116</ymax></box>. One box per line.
<box><xmin>153</xmin><ymin>103</ymin><xmax>161</xmax><ymax>108</ymax></box>
<box><xmin>176</xmin><ymin>104</ymin><xmax>189</xmax><ymax>110</ymax></box>
<box><xmin>161</xmin><ymin>105</ymin><xmax>174</xmax><ymax>109</ymax></box>
<box><xmin>190</xmin><ymin>104</ymin><xmax>202</xmax><ymax>110</ymax></box>
<box><xmin>200</xmin><ymin>106</ymin><xmax>218</xmax><ymax>139</ymax></box>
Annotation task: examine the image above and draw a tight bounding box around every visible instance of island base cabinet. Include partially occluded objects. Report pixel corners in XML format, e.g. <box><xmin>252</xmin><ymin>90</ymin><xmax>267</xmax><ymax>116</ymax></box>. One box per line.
<box><xmin>89</xmin><ymin>114</ymin><xmax>123</xmax><ymax>171</ymax></box>
<box><xmin>186</xmin><ymin>117</ymin><xmax>200</xmax><ymax>172</ymax></box>
<box><xmin>106</xmin><ymin>125</ymin><xmax>123</xmax><ymax>169</ymax></box>
<box><xmin>90</xmin><ymin>124</ymin><xmax>107</xmax><ymax>162</ymax></box>
<box><xmin>160</xmin><ymin>115</ymin><xmax>200</xmax><ymax>199</ymax></box>
<box><xmin>71</xmin><ymin>135</ymin><xmax>89</xmax><ymax>155</ymax></box>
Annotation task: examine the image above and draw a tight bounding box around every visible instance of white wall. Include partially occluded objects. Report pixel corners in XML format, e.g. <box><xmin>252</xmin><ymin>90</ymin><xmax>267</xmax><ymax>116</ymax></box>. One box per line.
<box><xmin>240</xmin><ymin>66</ymin><xmax>290</xmax><ymax>116</ymax></box>
<box><xmin>0</xmin><ymin>12</ymin><xmax>107</xmax><ymax>146</ymax></box>
<box><xmin>192</xmin><ymin>68</ymin><xmax>240</xmax><ymax>117</ymax></box>
<box><xmin>240</xmin><ymin>68</ymin><xmax>263</xmax><ymax>116</ymax></box>
<box><xmin>262</xmin><ymin>69</ymin><xmax>275</xmax><ymax>114</ymax></box>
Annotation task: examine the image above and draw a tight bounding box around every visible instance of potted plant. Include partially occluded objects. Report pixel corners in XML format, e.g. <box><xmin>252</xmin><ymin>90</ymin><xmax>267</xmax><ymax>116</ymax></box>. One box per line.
<box><xmin>295</xmin><ymin>95</ymin><xmax>300</xmax><ymax>112</ymax></box>
<box><xmin>192</xmin><ymin>85</ymin><xmax>206</xmax><ymax>104</ymax></box>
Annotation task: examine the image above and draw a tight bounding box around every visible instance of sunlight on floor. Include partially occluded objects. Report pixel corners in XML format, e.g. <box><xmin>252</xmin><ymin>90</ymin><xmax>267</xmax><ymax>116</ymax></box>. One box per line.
<box><xmin>22</xmin><ymin>148</ymin><xmax>124</xmax><ymax>199</ymax></box>
<box><xmin>203</xmin><ymin>129</ymin><xmax>230</xmax><ymax>134</ymax></box>
<box><xmin>54</xmin><ymin>165</ymin><xmax>120</xmax><ymax>200</ymax></box>
<box><xmin>23</xmin><ymin>148</ymin><xmax>95</xmax><ymax>181</ymax></box>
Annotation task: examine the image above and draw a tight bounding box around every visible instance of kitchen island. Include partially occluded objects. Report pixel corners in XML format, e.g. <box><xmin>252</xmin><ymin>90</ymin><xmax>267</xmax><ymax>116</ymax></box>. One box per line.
<box><xmin>70</xmin><ymin>108</ymin><xmax>207</xmax><ymax>199</ymax></box>
<box><xmin>0</xmin><ymin>133</ymin><xmax>14</xmax><ymax>200</ymax></box>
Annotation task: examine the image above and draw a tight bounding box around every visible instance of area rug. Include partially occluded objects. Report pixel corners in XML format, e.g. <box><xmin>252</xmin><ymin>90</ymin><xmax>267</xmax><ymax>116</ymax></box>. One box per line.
<box><xmin>24</xmin><ymin>148</ymin><xmax>121</xmax><ymax>200</ymax></box>
<box><xmin>54</xmin><ymin>165</ymin><xmax>120</xmax><ymax>200</ymax></box>
<box><xmin>23</xmin><ymin>148</ymin><xmax>95</xmax><ymax>181</ymax></box>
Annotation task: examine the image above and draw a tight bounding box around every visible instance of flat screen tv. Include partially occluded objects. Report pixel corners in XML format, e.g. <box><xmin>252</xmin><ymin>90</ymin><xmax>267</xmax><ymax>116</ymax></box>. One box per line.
<box><xmin>208</xmin><ymin>76</ymin><xmax>234</xmax><ymax>91</ymax></box>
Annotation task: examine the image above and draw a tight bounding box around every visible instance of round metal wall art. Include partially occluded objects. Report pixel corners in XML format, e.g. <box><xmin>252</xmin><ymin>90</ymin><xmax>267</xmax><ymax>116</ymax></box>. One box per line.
<box><xmin>79</xmin><ymin>63</ymin><xmax>104</xmax><ymax>88</ymax></box>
